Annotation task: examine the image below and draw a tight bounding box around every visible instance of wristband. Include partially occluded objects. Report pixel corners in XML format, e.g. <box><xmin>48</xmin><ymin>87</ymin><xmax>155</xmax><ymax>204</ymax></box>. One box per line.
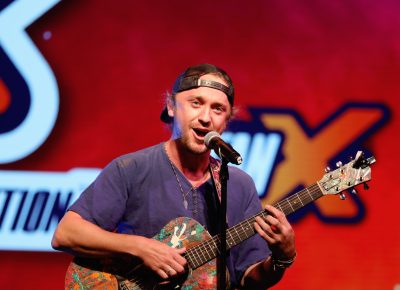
<box><xmin>271</xmin><ymin>252</ymin><xmax>296</xmax><ymax>271</ymax></box>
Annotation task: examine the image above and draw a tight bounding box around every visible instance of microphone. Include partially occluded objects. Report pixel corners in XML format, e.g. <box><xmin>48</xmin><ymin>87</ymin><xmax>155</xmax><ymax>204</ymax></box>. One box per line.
<box><xmin>204</xmin><ymin>131</ymin><xmax>243</xmax><ymax>165</ymax></box>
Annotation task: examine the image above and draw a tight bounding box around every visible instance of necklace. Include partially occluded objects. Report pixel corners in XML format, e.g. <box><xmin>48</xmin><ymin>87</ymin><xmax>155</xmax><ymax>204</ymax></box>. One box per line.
<box><xmin>164</xmin><ymin>144</ymin><xmax>203</xmax><ymax>217</ymax></box>
<box><xmin>169</xmin><ymin>161</ymin><xmax>198</xmax><ymax>216</ymax></box>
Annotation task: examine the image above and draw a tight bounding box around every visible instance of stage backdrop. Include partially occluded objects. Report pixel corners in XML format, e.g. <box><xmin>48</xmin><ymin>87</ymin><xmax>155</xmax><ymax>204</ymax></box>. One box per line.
<box><xmin>0</xmin><ymin>0</ymin><xmax>399</xmax><ymax>289</ymax></box>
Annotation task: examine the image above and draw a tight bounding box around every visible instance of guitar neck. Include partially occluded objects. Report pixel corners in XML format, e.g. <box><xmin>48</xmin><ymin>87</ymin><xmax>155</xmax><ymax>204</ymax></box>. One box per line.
<box><xmin>186</xmin><ymin>183</ymin><xmax>323</xmax><ymax>269</ymax></box>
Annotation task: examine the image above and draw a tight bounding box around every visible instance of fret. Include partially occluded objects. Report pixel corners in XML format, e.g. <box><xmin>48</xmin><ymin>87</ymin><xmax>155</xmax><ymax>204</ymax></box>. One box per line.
<box><xmin>228</xmin><ymin>235</ymin><xmax>235</xmax><ymax>248</ymax></box>
<box><xmin>185</xmin><ymin>251</ymin><xmax>196</xmax><ymax>269</ymax></box>
<box><xmin>285</xmin><ymin>198</ymin><xmax>295</xmax><ymax>213</ymax></box>
<box><xmin>305</xmin><ymin>186</ymin><xmax>313</xmax><ymax>201</ymax></box>
<box><xmin>232</xmin><ymin>225</ymin><xmax>240</xmax><ymax>244</ymax></box>
<box><xmin>190</xmin><ymin>246</ymin><xmax>201</xmax><ymax>268</ymax></box>
<box><xmin>287</xmin><ymin>194</ymin><xmax>303</xmax><ymax>212</ymax></box>
<box><xmin>191</xmin><ymin>252</ymin><xmax>199</xmax><ymax>269</ymax></box>
<box><xmin>276</xmin><ymin>202</ymin><xmax>284</xmax><ymax>213</ymax></box>
<box><xmin>241</xmin><ymin>220</ymin><xmax>253</xmax><ymax>239</ymax></box>
<box><xmin>186</xmin><ymin>251</ymin><xmax>196</xmax><ymax>268</ymax></box>
<box><xmin>237</xmin><ymin>223</ymin><xmax>244</xmax><ymax>239</ymax></box>
<box><xmin>227</xmin><ymin>228</ymin><xmax>235</xmax><ymax>248</ymax></box>
<box><xmin>200</xmin><ymin>242</ymin><xmax>209</xmax><ymax>263</ymax></box>
<box><xmin>207</xmin><ymin>239</ymin><xmax>217</xmax><ymax>258</ymax></box>
<box><xmin>276</xmin><ymin>199</ymin><xmax>290</xmax><ymax>215</ymax></box>
<box><xmin>202</xmin><ymin>240</ymin><xmax>213</xmax><ymax>262</ymax></box>
<box><xmin>213</xmin><ymin>235</ymin><xmax>221</xmax><ymax>255</ymax></box>
<box><xmin>310</xmin><ymin>184</ymin><xmax>323</xmax><ymax>200</ymax></box>
<box><xmin>198</xmin><ymin>243</ymin><xmax>207</xmax><ymax>264</ymax></box>
<box><xmin>296</xmin><ymin>193</ymin><xmax>304</xmax><ymax>206</ymax></box>
<box><xmin>234</xmin><ymin>222</ymin><xmax>249</xmax><ymax>243</ymax></box>
<box><xmin>211</xmin><ymin>236</ymin><xmax>220</xmax><ymax>255</ymax></box>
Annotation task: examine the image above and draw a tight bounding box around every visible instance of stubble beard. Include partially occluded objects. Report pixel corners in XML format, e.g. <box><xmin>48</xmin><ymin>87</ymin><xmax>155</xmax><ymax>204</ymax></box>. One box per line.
<box><xmin>179</xmin><ymin>129</ymin><xmax>208</xmax><ymax>156</ymax></box>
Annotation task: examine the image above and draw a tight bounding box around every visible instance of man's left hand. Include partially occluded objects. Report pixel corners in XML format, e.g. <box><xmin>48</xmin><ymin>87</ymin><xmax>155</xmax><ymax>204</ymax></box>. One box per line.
<box><xmin>254</xmin><ymin>205</ymin><xmax>296</xmax><ymax>259</ymax></box>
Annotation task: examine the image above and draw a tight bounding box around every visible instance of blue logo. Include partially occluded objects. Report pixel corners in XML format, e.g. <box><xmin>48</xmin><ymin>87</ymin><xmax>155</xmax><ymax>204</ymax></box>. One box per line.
<box><xmin>0</xmin><ymin>0</ymin><xmax>60</xmax><ymax>163</ymax></box>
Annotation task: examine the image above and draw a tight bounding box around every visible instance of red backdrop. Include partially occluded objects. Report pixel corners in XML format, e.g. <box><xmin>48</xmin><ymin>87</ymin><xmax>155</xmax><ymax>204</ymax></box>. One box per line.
<box><xmin>1</xmin><ymin>0</ymin><xmax>399</xmax><ymax>289</ymax></box>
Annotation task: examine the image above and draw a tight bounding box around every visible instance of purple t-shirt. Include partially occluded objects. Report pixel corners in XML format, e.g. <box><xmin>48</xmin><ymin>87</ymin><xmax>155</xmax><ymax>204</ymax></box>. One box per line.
<box><xmin>69</xmin><ymin>143</ymin><xmax>270</xmax><ymax>287</ymax></box>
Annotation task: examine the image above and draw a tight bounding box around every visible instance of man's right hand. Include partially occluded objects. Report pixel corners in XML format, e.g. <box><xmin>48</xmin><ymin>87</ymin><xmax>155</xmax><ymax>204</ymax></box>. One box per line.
<box><xmin>52</xmin><ymin>211</ymin><xmax>187</xmax><ymax>280</ymax></box>
<box><xmin>134</xmin><ymin>237</ymin><xmax>187</xmax><ymax>279</ymax></box>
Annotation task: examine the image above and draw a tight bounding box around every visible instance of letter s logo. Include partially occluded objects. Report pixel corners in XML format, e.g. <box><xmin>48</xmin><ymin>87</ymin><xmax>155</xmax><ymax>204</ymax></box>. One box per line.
<box><xmin>0</xmin><ymin>0</ymin><xmax>61</xmax><ymax>164</ymax></box>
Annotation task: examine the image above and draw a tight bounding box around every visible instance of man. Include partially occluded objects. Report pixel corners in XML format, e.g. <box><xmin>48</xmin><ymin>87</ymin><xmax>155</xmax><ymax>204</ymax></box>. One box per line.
<box><xmin>52</xmin><ymin>63</ymin><xmax>296</xmax><ymax>289</ymax></box>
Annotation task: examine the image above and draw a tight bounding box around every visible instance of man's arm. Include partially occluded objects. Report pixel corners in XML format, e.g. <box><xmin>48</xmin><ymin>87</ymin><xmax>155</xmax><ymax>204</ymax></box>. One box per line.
<box><xmin>241</xmin><ymin>205</ymin><xmax>296</xmax><ymax>289</ymax></box>
<box><xmin>51</xmin><ymin>211</ymin><xmax>187</xmax><ymax>279</ymax></box>
<box><xmin>241</xmin><ymin>257</ymin><xmax>286</xmax><ymax>289</ymax></box>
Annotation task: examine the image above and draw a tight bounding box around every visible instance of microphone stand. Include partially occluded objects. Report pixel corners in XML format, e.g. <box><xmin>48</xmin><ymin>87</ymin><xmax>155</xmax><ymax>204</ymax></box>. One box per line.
<box><xmin>217</xmin><ymin>157</ymin><xmax>228</xmax><ymax>290</ymax></box>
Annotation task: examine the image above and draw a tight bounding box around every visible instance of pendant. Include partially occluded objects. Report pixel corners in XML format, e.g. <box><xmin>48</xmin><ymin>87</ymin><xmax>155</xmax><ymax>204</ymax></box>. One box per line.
<box><xmin>183</xmin><ymin>199</ymin><xmax>188</xmax><ymax>210</ymax></box>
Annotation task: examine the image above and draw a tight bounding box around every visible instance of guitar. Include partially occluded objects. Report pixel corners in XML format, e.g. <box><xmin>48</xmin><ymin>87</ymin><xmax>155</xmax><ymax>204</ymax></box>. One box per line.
<box><xmin>65</xmin><ymin>151</ymin><xmax>375</xmax><ymax>290</ymax></box>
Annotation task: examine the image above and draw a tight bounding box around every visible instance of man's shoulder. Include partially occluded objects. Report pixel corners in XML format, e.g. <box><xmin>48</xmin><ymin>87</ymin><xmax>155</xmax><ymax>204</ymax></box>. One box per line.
<box><xmin>227</xmin><ymin>165</ymin><xmax>258</xmax><ymax>197</ymax></box>
<box><xmin>228</xmin><ymin>165</ymin><xmax>252</xmax><ymax>181</ymax></box>
<box><xmin>113</xmin><ymin>143</ymin><xmax>165</xmax><ymax>169</ymax></box>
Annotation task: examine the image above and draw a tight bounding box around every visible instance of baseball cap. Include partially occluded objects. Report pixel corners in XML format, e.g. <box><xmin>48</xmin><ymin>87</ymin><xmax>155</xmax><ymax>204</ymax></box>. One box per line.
<box><xmin>160</xmin><ymin>63</ymin><xmax>235</xmax><ymax>123</ymax></box>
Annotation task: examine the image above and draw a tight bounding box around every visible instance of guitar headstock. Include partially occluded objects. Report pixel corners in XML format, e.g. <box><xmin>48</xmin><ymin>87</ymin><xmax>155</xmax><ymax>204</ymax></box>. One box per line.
<box><xmin>318</xmin><ymin>151</ymin><xmax>376</xmax><ymax>199</ymax></box>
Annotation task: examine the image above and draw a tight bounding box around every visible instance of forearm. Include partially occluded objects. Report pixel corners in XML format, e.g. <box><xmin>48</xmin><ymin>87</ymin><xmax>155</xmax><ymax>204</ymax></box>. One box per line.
<box><xmin>241</xmin><ymin>256</ymin><xmax>285</xmax><ymax>289</ymax></box>
<box><xmin>51</xmin><ymin>211</ymin><xmax>144</xmax><ymax>258</ymax></box>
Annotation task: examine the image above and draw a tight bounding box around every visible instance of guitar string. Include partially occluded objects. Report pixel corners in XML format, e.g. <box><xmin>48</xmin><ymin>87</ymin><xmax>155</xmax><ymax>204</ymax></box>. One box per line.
<box><xmin>153</xmin><ymin>173</ymin><xmax>351</xmax><ymax>273</ymax></box>
<box><xmin>188</xmin><ymin>199</ymin><xmax>302</xmax><ymax>266</ymax></box>
<box><xmin>229</xmin><ymin>183</ymin><xmax>322</xmax><ymax>240</ymax></box>
<box><xmin>187</xmin><ymin>185</ymin><xmax>318</xmax><ymax>261</ymax></box>
<box><xmin>199</xmin><ymin>176</ymin><xmax>348</xmax><ymax>266</ymax></box>
<box><xmin>126</xmin><ymin>182</ymin><xmax>327</xmax><ymax>277</ymax></box>
<box><xmin>192</xmin><ymin>173</ymin><xmax>354</xmax><ymax>267</ymax></box>
<box><xmin>121</xmin><ymin>178</ymin><xmax>341</xmax><ymax>283</ymax></box>
<box><xmin>186</xmin><ymin>183</ymin><xmax>325</xmax><ymax>267</ymax></box>
<box><xmin>154</xmin><ymin>166</ymin><xmax>352</xmax><ymax>272</ymax></box>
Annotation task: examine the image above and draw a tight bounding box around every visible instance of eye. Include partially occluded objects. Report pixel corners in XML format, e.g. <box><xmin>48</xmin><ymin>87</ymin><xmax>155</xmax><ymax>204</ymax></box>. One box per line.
<box><xmin>191</xmin><ymin>99</ymin><xmax>201</xmax><ymax>107</ymax></box>
<box><xmin>213</xmin><ymin>106</ymin><xmax>226</xmax><ymax>114</ymax></box>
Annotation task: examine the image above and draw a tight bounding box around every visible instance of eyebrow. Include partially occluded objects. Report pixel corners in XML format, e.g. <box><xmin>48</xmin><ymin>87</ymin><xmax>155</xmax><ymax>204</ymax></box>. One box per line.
<box><xmin>187</xmin><ymin>95</ymin><xmax>228</xmax><ymax>106</ymax></box>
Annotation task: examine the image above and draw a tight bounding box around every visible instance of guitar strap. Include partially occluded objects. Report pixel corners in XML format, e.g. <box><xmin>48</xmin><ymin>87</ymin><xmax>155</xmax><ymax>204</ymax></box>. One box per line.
<box><xmin>209</xmin><ymin>156</ymin><xmax>229</xmax><ymax>224</ymax></box>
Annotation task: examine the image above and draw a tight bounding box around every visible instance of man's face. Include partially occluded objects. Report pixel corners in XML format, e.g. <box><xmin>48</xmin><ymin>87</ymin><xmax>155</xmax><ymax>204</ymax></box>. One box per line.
<box><xmin>168</xmin><ymin>74</ymin><xmax>232</xmax><ymax>155</ymax></box>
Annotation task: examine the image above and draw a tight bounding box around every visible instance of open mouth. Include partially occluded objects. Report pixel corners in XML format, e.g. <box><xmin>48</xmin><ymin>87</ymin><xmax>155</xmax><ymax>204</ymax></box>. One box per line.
<box><xmin>193</xmin><ymin>128</ymin><xmax>208</xmax><ymax>138</ymax></box>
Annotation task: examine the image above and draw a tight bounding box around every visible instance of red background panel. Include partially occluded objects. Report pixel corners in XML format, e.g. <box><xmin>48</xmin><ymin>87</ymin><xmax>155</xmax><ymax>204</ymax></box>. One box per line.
<box><xmin>1</xmin><ymin>0</ymin><xmax>399</xmax><ymax>289</ymax></box>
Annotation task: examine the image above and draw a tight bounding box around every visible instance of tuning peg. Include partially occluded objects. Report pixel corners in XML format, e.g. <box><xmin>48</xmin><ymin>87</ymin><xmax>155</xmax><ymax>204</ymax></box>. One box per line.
<box><xmin>351</xmin><ymin>189</ymin><xmax>357</xmax><ymax>195</ymax></box>
<box><xmin>336</xmin><ymin>161</ymin><xmax>343</xmax><ymax>168</ymax></box>
<box><xmin>339</xmin><ymin>193</ymin><xmax>346</xmax><ymax>200</ymax></box>
<box><xmin>325</xmin><ymin>166</ymin><xmax>331</xmax><ymax>173</ymax></box>
<box><xmin>363</xmin><ymin>183</ymin><xmax>370</xmax><ymax>190</ymax></box>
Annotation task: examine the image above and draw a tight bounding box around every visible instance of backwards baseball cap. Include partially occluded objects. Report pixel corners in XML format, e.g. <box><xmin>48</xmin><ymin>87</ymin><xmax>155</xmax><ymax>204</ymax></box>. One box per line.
<box><xmin>160</xmin><ymin>63</ymin><xmax>235</xmax><ymax>123</ymax></box>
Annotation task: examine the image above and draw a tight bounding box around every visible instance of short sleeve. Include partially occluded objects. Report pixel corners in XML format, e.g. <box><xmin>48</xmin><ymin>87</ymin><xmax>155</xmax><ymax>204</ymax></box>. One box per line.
<box><xmin>68</xmin><ymin>158</ymin><xmax>130</xmax><ymax>231</ymax></box>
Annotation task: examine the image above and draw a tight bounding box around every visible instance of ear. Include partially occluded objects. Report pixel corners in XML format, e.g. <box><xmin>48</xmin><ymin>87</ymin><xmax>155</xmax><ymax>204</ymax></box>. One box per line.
<box><xmin>166</xmin><ymin>96</ymin><xmax>175</xmax><ymax>118</ymax></box>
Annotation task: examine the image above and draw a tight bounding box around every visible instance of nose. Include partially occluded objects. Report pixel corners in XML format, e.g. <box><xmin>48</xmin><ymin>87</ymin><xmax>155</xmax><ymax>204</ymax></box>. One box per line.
<box><xmin>198</xmin><ymin>106</ymin><xmax>211</xmax><ymax>126</ymax></box>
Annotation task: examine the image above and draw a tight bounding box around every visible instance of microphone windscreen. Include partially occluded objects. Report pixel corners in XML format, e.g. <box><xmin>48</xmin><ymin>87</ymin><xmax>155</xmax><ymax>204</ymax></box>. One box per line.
<box><xmin>204</xmin><ymin>131</ymin><xmax>220</xmax><ymax>147</ymax></box>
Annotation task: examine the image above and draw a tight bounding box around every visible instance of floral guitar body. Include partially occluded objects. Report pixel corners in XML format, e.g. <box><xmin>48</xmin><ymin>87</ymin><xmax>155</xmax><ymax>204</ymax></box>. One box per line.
<box><xmin>66</xmin><ymin>217</ymin><xmax>223</xmax><ymax>290</ymax></box>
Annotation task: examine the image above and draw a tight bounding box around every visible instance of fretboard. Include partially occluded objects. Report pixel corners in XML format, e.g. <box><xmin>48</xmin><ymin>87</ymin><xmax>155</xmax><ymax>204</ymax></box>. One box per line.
<box><xmin>185</xmin><ymin>182</ymin><xmax>323</xmax><ymax>269</ymax></box>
